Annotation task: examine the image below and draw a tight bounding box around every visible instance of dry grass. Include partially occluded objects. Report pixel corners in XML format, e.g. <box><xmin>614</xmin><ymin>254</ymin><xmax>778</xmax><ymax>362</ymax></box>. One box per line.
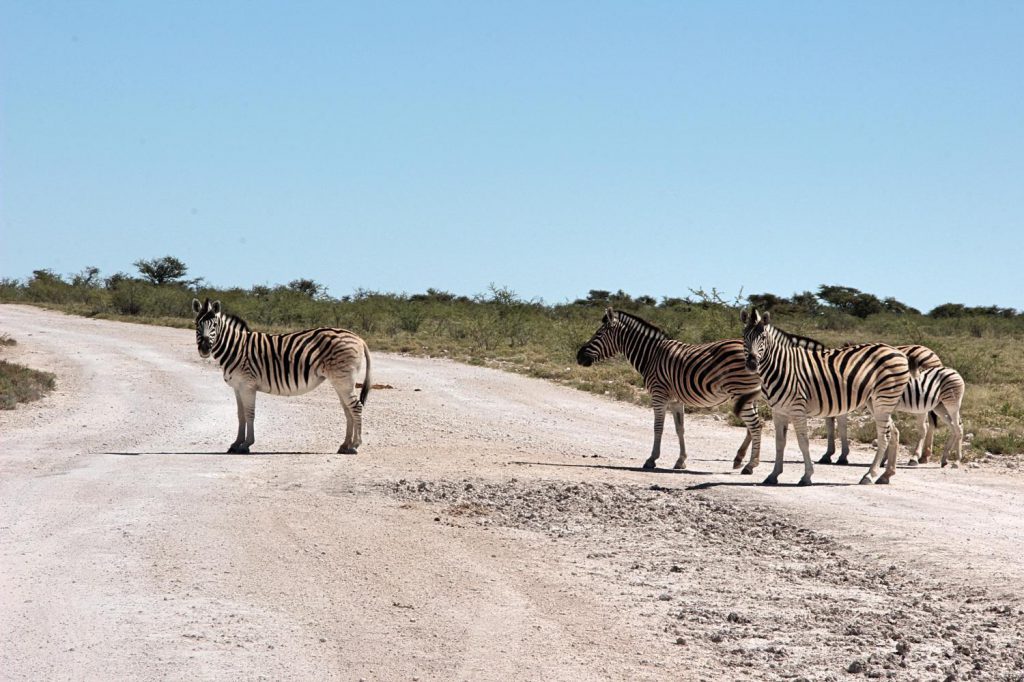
<box><xmin>0</xmin><ymin>359</ymin><xmax>56</xmax><ymax>409</ymax></box>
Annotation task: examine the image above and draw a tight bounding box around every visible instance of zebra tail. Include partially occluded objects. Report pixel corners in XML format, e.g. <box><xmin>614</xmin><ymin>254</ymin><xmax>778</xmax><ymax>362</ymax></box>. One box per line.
<box><xmin>907</xmin><ymin>352</ymin><xmax>920</xmax><ymax>378</ymax></box>
<box><xmin>929</xmin><ymin>410</ymin><xmax>939</xmax><ymax>428</ymax></box>
<box><xmin>359</xmin><ymin>342</ymin><xmax>372</xmax><ymax>406</ymax></box>
<box><xmin>732</xmin><ymin>390</ymin><xmax>760</xmax><ymax>418</ymax></box>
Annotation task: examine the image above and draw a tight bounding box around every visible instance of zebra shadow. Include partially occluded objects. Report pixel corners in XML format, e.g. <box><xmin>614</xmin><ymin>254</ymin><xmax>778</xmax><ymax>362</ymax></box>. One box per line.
<box><xmin>818</xmin><ymin>460</ymin><xmax>934</xmax><ymax>470</ymax></box>
<box><xmin>686</xmin><ymin>479</ymin><xmax>856</xmax><ymax>491</ymax></box>
<box><xmin>106</xmin><ymin>451</ymin><xmax>329</xmax><ymax>456</ymax></box>
<box><xmin>509</xmin><ymin>460</ymin><xmax>721</xmax><ymax>476</ymax></box>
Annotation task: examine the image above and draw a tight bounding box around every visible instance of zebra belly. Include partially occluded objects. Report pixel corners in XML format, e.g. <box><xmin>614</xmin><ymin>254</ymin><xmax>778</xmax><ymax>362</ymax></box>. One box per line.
<box><xmin>257</xmin><ymin>375</ymin><xmax>326</xmax><ymax>396</ymax></box>
<box><xmin>670</xmin><ymin>395</ymin><xmax>728</xmax><ymax>409</ymax></box>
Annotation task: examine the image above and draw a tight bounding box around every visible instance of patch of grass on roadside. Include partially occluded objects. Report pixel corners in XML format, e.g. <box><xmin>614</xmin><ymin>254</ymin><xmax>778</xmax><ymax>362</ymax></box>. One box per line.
<box><xmin>0</xmin><ymin>359</ymin><xmax>56</xmax><ymax>409</ymax></box>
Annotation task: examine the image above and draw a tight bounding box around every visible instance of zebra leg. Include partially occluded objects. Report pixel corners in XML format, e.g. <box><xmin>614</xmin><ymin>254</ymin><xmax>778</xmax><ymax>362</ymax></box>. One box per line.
<box><xmin>642</xmin><ymin>396</ymin><xmax>668</xmax><ymax>470</ymax></box>
<box><xmin>908</xmin><ymin>413</ymin><xmax>928</xmax><ymax>466</ymax></box>
<box><xmin>792</xmin><ymin>414</ymin><xmax>814</xmax><ymax>485</ymax></box>
<box><xmin>670</xmin><ymin>405</ymin><xmax>687</xmax><ymax>470</ymax></box>
<box><xmin>836</xmin><ymin>414</ymin><xmax>851</xmax><ymax>465</ymax></box>
<box><xmin>877</xmin><ymin>420</ymin><xmax>900</xmax><ymax>484</ymax></box>
<box><xmin>229</xmin><ymin>388</ymin><xmax>257</xmax><ymax>454</ymax></box>
<box><xmin>862</xmin><ymin>416</ymin><xmax>893</xmax><ymax>484</ymax></box>
<box><xmin>819</xmin><ymin>417</ymin><xmax>837</xmax><ymax>464</ymax></box>
<box><xmin>228</xmin><ymin>388</ymin><xmax>247</xmax><ymax>453</ymax></box>
<box><xmin>936</xmin><ymin>404</ymin><xmax>962</xmax><ymax>468</ymax></box>
<box><xmin>331</xmin><ymin>377</ymin><xmax>362</xmax><ymax>454</ymax></box>
<box><xmin>921</xmin><ymin>411</ymin><xmax>937</xmax><ymax>463</ymax></box>
<box><xmin>763</xmin><ymin>413</ymin><xmax>788</xmax><ymax>485</ymax></box>
<box><xmin>738</xmin><ymin>402</ymin><xmax>762</xmax><ymax>475</ymax></box>
<box><xmin>733</xmin><ymin>430</ymin><xmax>751</xmax><ymax>470</ymax></box>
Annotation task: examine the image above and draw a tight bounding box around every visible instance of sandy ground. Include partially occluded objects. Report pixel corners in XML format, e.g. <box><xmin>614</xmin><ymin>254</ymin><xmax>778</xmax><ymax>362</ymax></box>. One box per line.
<box><xmin>2</xmin><ymin>303</ymin><xmax>1024</xmax><ymax>681</ymax></box>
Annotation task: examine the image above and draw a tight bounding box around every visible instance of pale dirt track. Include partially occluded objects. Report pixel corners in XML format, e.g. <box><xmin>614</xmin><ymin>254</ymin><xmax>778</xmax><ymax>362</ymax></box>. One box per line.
<box><xmin>2</xmin><ymin>304</ymin><xmax>1024</xmax><ymax>681</ymax></box>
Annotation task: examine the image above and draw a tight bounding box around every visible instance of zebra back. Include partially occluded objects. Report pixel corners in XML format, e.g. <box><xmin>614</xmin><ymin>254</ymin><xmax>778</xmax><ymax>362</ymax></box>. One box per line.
<box><xmin>578</xmin><ymin>309</ymin><xmax>759</xmax><ymax>406</ymax></box>
<box><xmin>744</xmin><ymin>314</ymin><xmax>911</xmax><ymax>416</ymax></box>
<box><xmin>206</xmin><ymin>311</ymin><xmax>368</xmax><ymax>397</ymax></box>
<box><xmin>900</xmin><ymin>366</ymin><xmax>965</xmax><ymax>414</ymax></box>
<box><xmin>896</xmin><ymin>344</ymin><xmax>943</xmax><ymax>371</ymax></box>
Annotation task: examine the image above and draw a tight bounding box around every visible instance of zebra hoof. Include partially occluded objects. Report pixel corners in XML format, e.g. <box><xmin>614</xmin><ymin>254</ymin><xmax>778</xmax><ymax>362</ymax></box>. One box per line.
<box><xmin>859</xmin><ymin>474</ymin><xmax>873</xmax><ymax>485</ymax></box>
<box><xmin>875</xmin><ymin>474</ymin><xmax>891</xmax><ymax>485</ymax></box>
<box><xmin>732</xmin><ymin>457</ymin><xmax>744</xmax><ymax>469</ymax></box>
<box><xmin>798</xmin><ymin>476</ymin><xmax>812</xmax><ymax>486</ymax></box>
<box><xmin>229</xmin><ymin>445</ymin><xmax>250</xmax><ymax>454</ymax></box>
<box><xmin>907</xmin><ymin>459</ymin><xmax>919</xmax><ymax>467</ymax></box>
<box><xmin>818</xmin><ymin>454</ymin><xmax>833</xmax><ymax>465</ymax></box>
<box><xmin>837</xmin><ymin>456</ymin><xmax>850</xmax><ymax>466</ymax></box>
<box><xmin>741</xmin><ymin>465</ymin><xmax>754</xmax><ymax>475</ymax></box>
<box><xmin>762</xmin><ymin>474</ymin><xmax>779</xmax><ymax>486</ymax></box>
<box><xmin>338</xmin><ymin>446</ymin><xmax>357</xmax><ymax>455</ymax></box>
<box><xmin>642</xmin><ymin>459</ymin><xmax>657</xmax><ymax>470</ymax></box>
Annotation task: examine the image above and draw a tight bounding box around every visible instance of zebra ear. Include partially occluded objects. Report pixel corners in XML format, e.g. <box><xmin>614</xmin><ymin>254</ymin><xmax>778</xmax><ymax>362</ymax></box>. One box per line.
<box><xmin>211</xmin><ymin>300</ymin><xmax>222</xmax><ymax>315</ymax></box>
<box><xmin>762</xmin><ymin>311</ymin><xmax>771</xmax><ymax>325</ymax></box>
<box><xmin>605</xmin><ymin>307</ymin><xmax>618</xmax><ymax>324</ymax></box>
<box><xmin>740</xmin><ymin>309</ymin><xmax>749</xmax><ymax>324</ymax></box>
<box><xmin>192</xmin><ymin>298</ymin><xmax>202</xmax><ymax>315</ymax></box>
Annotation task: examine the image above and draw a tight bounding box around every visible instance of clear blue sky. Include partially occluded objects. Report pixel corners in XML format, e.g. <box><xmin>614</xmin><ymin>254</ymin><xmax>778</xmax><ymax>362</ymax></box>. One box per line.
<box><xmin>2</xmin><ymin>1</ymin><xmax>1021</xmax><ymax>311</ymax></box>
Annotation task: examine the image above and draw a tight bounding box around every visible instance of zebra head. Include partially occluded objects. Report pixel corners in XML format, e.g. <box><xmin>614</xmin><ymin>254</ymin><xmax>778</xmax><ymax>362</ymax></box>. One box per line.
<box><xmin>740</xmin><ymin>308</ymin><xmax>771</xmax><ymax>372</ymax></box>
<box><xmin>192</xmin><ymin>298</ymin><xmax>222</xmax><ymax>358</ymax></box>
<box><xmin>576</xmin><ymin>307</ymin><xmax>623</xmax><ymax>367</ymax></box>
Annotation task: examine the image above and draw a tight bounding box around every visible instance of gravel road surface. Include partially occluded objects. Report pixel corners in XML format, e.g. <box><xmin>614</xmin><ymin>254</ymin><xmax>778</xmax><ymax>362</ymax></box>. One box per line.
<box><xmin>2</xmin><ymin>304</ymin><xmax>1023</xmax><ymax>681</ymax></box>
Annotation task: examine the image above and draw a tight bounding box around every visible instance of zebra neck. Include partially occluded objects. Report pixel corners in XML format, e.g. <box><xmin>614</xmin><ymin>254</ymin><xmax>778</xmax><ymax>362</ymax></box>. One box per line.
<box><xmin>760</xmin><ymin>326</ymin><xmax>800</xmax><ymax>372</ymax></box>
<box><xmin>212</xmin><ymin>316</ymin><xmax>253</xmax><ymax>363</ymax></box>
<box><xmin>618</xmin><ymin>326</ymin><xmax>663</xmax><ymax>375</ymax></box>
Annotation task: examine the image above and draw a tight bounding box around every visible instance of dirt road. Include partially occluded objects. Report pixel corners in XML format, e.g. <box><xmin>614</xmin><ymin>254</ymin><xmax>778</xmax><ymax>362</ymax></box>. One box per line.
<box><xmin>2</xmin><ymin>304</ymin><xmax>1023</xmax><ymax>681</ymax></box>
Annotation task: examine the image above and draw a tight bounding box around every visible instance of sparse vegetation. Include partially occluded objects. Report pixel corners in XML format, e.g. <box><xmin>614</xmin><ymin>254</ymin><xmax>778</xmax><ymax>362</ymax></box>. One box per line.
<box><xmin>2</xmin><ymin>263</ymin><xmax>1022</xmax><ymax>455</ymax></box>
<box><xmin>0</xmin><ymin>346</ymin><xmax>56</xmax><ymax>409</ymax></box>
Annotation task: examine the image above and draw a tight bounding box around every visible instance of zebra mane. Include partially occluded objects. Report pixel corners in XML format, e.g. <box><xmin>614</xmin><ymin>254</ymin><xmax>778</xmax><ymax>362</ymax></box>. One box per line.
<box><xmin>776</xmin><ymin>328</ymin><xmax>827</xmax><ymax>351</ymax></box>
<box><xmin>219</xmin><ymin>310</ymin><xmax>251</xmax><ymax>332</ymax></box>
<box><xmin>614</xmin><ymin>311</ymin><xmax>669</xmax><ymax>340</ymax></box>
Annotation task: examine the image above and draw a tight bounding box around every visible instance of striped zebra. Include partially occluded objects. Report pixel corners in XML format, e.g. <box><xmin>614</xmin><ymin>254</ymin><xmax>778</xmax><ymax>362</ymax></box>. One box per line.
<box><xmin>192</xmin><ymin>298</ymin><xmax>372</xmax><ymax>454</ymax></box>
<box><xmin>891</xmin><ymin>366</ymin><xmax>965</xmax><ymax>467</ymax></box>
<box><xmin>576</xmin><ymin>308</ymin><xmax>762</xmax><ymax>472</ymax></box>
<box><xmin>740</xmin><ymin>308</ymin><xmax>916</xmax><ymax>485</ymax></box>
<box><xmin>817</xmin><ymin>343</ymin><xmax>946</xmax><ymax>465</ymax></box>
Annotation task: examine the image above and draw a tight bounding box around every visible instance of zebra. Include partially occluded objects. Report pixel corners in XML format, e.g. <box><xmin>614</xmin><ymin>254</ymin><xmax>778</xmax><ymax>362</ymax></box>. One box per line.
<box><xmin>816</xmin><ymin>343</ymin><xmax>946</xmax><ymax>465</ymax></box>
<box><xmin>740</xmin><ymin>308</ymin><xmax>916</xmax><ymax>485</ymax></box>
<box><xmin>576</xmin><ymin>308</ymin><xmax>762</xmax><ymax>472</ymax></box>
<box><xmin>192</xmin><ymin>298</ymin><xmax>372</xmax><ymax>454</ymax></box>
<box><xmin>889</xmin><ymin>366</ymin><xmax>966</xmax><ymax>467</ymax></box>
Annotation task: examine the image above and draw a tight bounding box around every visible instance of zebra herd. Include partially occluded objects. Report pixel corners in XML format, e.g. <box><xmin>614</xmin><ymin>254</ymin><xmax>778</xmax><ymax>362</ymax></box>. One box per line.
<box><xmin>192</xmin><ymin>298</ymin><xmax>964</xmax><ymax>487</ymax></box>
<box><xmin>578</xmin><ymin>306</ymin><xmax>964</xmax><ymax>486</ymax></box>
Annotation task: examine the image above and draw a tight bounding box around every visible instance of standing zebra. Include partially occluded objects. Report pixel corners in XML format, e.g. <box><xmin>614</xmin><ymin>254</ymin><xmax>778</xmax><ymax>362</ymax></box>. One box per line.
<box><xmin>192</xmin><ymin>298</ymin><xmax>372</xmax><ymax>454</ymax></box>
<box><xmin>576</xmin><ymin>308</ymin><xmax>762</xmax><ymax>472</ymax></box>
<box><xmin>740</xmin><ymin>308</ymin><xmax>915</xmax><ymax>485</ymax></box>
<box><xmin>892</xmin><ymin>366</ymin><xmax>966</xmax><ymax>467</ymax></box>
<box><xmin>818</xmin><ymin>344</ymin><xmax>946</xmax><ymax>465</ymax></box>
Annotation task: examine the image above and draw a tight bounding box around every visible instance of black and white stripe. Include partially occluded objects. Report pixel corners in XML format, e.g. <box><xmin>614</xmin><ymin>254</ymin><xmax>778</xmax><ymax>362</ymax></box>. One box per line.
<box><xmin>576</xmin><ymin>308</ymin><xmax>762</xmax><ymax>472</ymax></box>
<box><xmin>894</xmin><ymin>366</ymin><xmax>965</xmax><ymax>467</ymax></box>
<box><xmin>193</xmin><ymin>298</ymin><xmax>372</xmax><ymax>454</ymax></box>
<box><xmin>819</xmin><ymin>342</ymin><xmax>946</xmax><ymax>464</ymax></box>
<box><xmin>741</xmin><ymin>308</ymin><xmax>915</xmax><ymax>485</ymax></box>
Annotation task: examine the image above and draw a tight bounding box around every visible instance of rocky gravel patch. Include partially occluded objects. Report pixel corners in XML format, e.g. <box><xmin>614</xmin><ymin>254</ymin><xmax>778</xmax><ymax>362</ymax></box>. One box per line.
<box><xmin>386</xmin><ymin>478</ymin><xmax>1024</xmax><ymax>681</ymax></box>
